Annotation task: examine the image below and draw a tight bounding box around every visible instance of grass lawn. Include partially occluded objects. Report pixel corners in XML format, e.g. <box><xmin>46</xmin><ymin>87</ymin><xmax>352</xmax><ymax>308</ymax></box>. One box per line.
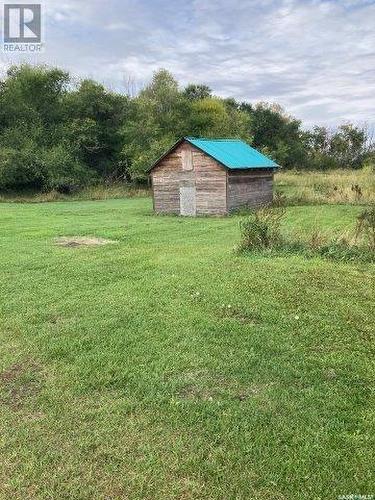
<box><xmin>0</xmin><ymin>198</ymin><xmax>374</xmax><ymax>499</ymax></box>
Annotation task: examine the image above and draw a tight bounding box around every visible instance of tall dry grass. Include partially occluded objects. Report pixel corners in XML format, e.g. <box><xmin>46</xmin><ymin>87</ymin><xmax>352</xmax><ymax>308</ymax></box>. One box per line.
<box><xmin>275</xmin><ymin>166</ymin><xmax>374</xmax><ymax>205</ymax></box>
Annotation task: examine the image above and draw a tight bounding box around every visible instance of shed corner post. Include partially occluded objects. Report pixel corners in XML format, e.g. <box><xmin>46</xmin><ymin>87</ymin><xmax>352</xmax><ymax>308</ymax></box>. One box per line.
<box><xmin>149</xmin><ymin>172</ymin><xmax>155</xmax><ymax>213</ymax></box>
<box><xmin>226</xmin><ymin>169</ymin><xmax>229</xmax><ymax>214</ymax></box>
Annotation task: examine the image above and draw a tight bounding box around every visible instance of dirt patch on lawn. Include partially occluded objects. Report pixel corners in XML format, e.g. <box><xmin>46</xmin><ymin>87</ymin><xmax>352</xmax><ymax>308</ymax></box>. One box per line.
<box><xmin>218</xmin><ymin>305</ymin><xmax>262</xmax><ymax>325</ymax></box>
<box><xmin>178</xmin><ymin>384</ymin><xmax>216</xmax><ymax>402</ymax></box>
<box><xmin>55</xmin><ymin>236</ymin><xmax>118</xmax><ymax>247</ymax></box>
<box><xmin>177</xmin><ymin>371</ymin><xmax>273</xmax><ymax>403</ymax></box>
<box><xmin>178</xmin><ymin>383</ymin><xmax>271</xmax><ymax>403</ymax></box>
<box><xmin>0</xmin><ymin>359</ymin><xmax>43</xmax><ymax>410</ymax></box>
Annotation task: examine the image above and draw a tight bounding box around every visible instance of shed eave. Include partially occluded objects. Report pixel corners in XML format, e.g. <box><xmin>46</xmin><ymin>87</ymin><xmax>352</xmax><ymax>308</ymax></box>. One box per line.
<box><xmin>227</xmin><ymin>164</ymin><xmax>279</xmax><ymax>170</ymax></box>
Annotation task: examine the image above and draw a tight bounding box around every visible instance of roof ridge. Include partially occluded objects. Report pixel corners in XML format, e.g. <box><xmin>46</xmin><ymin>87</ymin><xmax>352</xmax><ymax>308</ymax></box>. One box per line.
<box><xmin>185</xmin><ymin>136</ymin><xmax>241</xmax><ymax>142</ymax></box>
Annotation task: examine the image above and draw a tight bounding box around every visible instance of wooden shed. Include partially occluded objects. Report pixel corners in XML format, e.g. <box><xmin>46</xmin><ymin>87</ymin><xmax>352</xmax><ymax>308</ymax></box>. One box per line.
<box><xmin>149</xmin><ymin>137</ymin><xmax>278</xmax><ymax>216</ymax></box>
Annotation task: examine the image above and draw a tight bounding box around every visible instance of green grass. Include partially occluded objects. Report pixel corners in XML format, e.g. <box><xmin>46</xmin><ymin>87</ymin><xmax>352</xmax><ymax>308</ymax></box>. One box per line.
<box><xmin>0</xmin><ymin>198</ymin><xmax>374</xmax><ymax>499</ymax></box>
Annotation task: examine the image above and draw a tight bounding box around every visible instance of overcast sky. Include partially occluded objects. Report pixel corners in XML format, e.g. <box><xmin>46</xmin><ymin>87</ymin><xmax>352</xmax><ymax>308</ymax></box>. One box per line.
<box><xmin>1</xmin><ymin>0</ymin><xmax>374</xmax><ymax>128</ymax></box>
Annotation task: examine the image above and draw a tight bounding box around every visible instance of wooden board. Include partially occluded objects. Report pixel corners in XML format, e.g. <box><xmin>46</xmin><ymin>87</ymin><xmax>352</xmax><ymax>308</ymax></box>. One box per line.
<box><xmin>179</xmin><ymin>186</ymin><xmax>196</xmax><ymax>216</ymax></box>
<box><xmin>151</xmin><ymin>141</ymin><xmax>227</xmax><ymax>215</ymax></box>
<box><xmin>227</xmin><ymin>169</ymin><xmax>274</xmax><ymax>211</ymax></box>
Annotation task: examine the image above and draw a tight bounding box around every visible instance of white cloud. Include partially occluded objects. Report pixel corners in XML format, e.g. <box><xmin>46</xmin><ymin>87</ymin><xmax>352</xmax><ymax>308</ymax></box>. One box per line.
<box><xmin>1</xmin><ymin>0</ymin><xmax>374</xmax><ymax>127</ymax></box>
<box><xmin>104</xmin><ymin>23</ymin><xmax>128</xmax><ymax>31</ymax></box>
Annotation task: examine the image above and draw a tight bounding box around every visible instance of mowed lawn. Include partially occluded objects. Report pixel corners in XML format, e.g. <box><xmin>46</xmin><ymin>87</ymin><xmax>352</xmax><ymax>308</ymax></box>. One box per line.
<box><xmin>0</xmin><ymin>198</ymin><xmax>374</xmax><ymax>499</ymax></box>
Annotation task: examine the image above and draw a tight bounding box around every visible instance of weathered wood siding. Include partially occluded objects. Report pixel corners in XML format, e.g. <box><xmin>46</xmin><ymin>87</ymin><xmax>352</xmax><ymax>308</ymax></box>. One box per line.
<box><xmin>151</xmin><ymin>142</ymin><xmax>190</xmax><ymax>214</ymax></box>
<box><xmin>151</xmin><ymin>140</ymin><xmax>274</xmax><ymax>215</ymax></box>
<box><xmin>151</xmin><ymin>141</ymin><xmax>227</xmax><ymax>215</ymax></box>
<box><xmin>193</xmin><ymin>148</ymin><xmax>227</xmax><ymax>215</ymax></box>
<box><xmin>227</xmin><ymin>169</ymin><xmax>274</xmax><ymax>211</ymax></box>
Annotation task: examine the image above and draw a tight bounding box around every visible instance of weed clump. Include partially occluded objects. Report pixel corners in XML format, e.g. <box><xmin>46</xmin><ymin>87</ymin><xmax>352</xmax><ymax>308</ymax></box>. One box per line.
<box><xmin>238</xmin><ymin>205</ymin><xmax>375</xmax><ymax>263</ymax></box>
<box><xmin>355</xmin><ymin>206</ymin><xmax>375</xmax><ymax>251</ymax></box>
<box><xmin>238</xmin><ymin>206</ymin><xmax>285</xmax><ymax>252</ymax></box>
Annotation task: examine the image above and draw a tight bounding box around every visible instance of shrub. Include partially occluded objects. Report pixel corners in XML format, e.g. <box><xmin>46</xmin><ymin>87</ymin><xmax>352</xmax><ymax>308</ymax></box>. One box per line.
<box><xmin>306</xmin><ymin>229</ymin><xmax>328</xmax><ymax>251</ymax></box>
<box><xmin>272</xmin><ymin>190</ymin><xmax>287</xmax><ymax>207</ymax></box>
<box><xmin>238</xmin><ymin>206</ymin><xmax>285</xmax><ymax>252</ymax></box>
<box><xmin>355</xmin><ymin>206</ymin><xmax>375</xmax><ymax>251</ymax></box>
<box><xmin>0</xmin><ymin>144</ymin><xmax>94</xmax><ymax>192</ymax></box>
<box><xmin>0</xmin><ymin>147</ymin><xmax>47</xmax><ymax>189</ymax></box>
<box><xmin>237</xmin><ymin>206</ymin><xmax>374</xmax><ymax>263</ymax></box>
<box><xmin>317</xmin><ymin>241</ymin><xmax>374</xmax><ymax>263</ymax></box>
<box><xmin>40</xmin><ymin>145</ymin><xmax>94</xmax><ymax>192</ymax></box>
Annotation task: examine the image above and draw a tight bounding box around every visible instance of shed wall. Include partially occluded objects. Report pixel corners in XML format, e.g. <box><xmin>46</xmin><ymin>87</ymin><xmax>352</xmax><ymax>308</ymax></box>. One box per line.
<box><xmin>227</xmin><ymin>169</ymin><xmax>274</xmax><ymax>211</ymax></box>
<box><xmin>151</xmin><ymin>141</ymin><xmax>227</xmax><ymax>215</ymax></box>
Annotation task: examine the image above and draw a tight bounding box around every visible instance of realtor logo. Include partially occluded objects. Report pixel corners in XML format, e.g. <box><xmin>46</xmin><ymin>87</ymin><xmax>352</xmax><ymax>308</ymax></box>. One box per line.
<box><xmin>3</xmin><ymin>4</ymin><xmax>42</xmax><ymax>52</ymax></box>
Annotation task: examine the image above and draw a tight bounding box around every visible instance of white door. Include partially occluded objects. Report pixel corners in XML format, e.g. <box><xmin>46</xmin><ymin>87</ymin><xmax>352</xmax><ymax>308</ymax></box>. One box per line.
<box><xmin>179</xmin><ymin>186</ymin><xmax>196</xmax><ymax>216</ymax></box>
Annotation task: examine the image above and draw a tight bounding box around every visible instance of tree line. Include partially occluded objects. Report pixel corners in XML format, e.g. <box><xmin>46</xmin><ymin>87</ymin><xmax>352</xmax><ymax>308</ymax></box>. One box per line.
<box><xmin>0</xmin><ymin>65</ymin><xmax>373</xmax><ymax>192</ymax></box>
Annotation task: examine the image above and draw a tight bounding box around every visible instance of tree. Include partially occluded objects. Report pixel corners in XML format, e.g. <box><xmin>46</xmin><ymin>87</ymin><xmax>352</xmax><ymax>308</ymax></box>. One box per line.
<box><xmin>121</xmin><ymin>69</ymin><xmax>188</xmax><ymax>181</ymax></box>
<box><xmin>241</xmin><ymin>102</ymin><xmax>307</xmax><ymax>168</ymax></box>
<box><xmin>330</xmin><ymin>124</ymin><xmax>368</xmax><ymax>169</ymax></box>
<box><xmin>306</xmin><ymin>124</ymin><xmax>371</xmax><ymax>170</ymax></box>
<box><xmin>0</xmin><ymin>65</ymin><xmax>82</xmax><ymax>190</ymax></box>
<box><xmin>188</xmin><ymin>97</ymin><xmax>249</xmax><ymax>139</ymax></box>
<box><xmin>63</xmin><ymin>79</ymin><xmax>128</xmax><ymax>178</ymax></box>
<box><xmin>183</xmin><ymin>84</ymin><xmax>212</xmax><ymax>101</ymax></box>
<box><xmin>0</xmin><ymin>64</ymin><xmax>69</xmax><ymax>145</ymax></box>
<box><xmin>305</xmin><ymin>126</ymin><xmax>336</xmax><ymax>170</ymax></box>
<box><xmin>0</xmin><ymin>64</ymin><xmax>372</xmax><ymax>191</ymax></box>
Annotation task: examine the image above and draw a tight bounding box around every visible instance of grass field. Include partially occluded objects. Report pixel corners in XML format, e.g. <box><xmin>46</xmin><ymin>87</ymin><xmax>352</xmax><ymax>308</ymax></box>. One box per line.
<box><xmin>0</xmin><ymin>198</ymin><xmax>374</xmax><ymax>499</ymax></box>
<box><xmin>275</xmin><ymin>167</ymin><xmax>375</xmax><ymax>205</ymax></box>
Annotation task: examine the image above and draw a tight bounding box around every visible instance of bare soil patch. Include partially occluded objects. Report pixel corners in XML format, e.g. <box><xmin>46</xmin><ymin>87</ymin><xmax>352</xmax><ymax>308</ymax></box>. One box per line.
<box><xmin>219</xmin><ymin>305</ymin><xmax>262</xmax><ymax>325</ymax></box>
<box><xmin>55</xmin><ymin>236</ymin><xmax>118</xmax><ymax>247</ymax></box>
<box><xmin>178</xmin><ymin>377</ymin><xmax>271</xmax><ymax>403</ymax></box>
<box><xmin>0</xmin><ymin>359</ymin><xmax>42</xmax><ymax>410</ymax></box>
<box><xmin>177</xmin><ymin>383</ymin><xmax>262</xmax><ymax>402</ymax></box>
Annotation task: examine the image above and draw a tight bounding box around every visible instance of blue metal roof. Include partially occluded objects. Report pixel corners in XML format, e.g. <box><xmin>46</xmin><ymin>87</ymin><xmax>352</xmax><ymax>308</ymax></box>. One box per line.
<box><xmin>185</xmin><ymin>137</ymin><xmax>278</xmax><ymax>169</ymax></box>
